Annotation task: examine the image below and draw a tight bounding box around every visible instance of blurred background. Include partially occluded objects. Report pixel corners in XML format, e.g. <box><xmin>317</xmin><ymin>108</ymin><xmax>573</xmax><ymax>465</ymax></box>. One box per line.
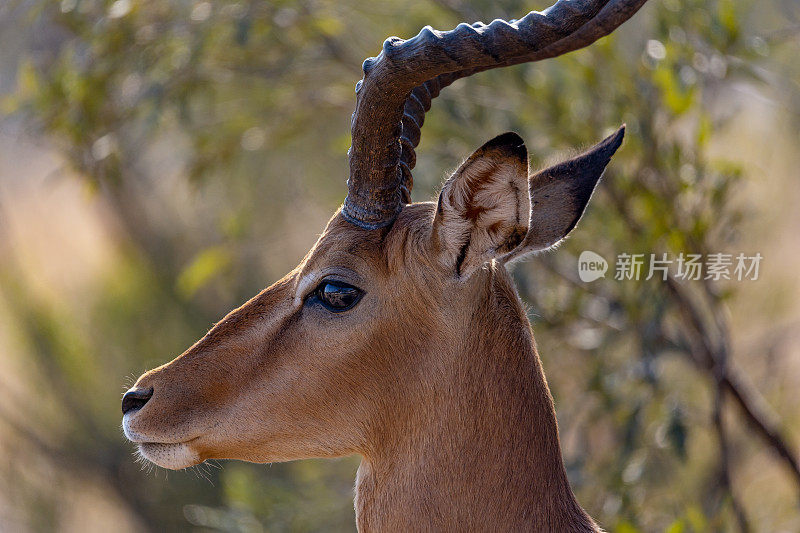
<box><xmin>1</xmin><ymin>0</ymin><xmax>799</xmax><ymax>531</ymax></box>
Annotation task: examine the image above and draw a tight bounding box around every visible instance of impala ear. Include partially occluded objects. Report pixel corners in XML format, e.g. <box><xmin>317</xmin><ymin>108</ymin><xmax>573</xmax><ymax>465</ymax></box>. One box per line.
<box><xmin>503</xmin><ymin>126</ymin><xmax>625</xmax><ymax>262</ymax></box>
<box><xmin>433</xmin><ymin>132</ymin><xmax>531</xmax><ymax>280</ymax></box>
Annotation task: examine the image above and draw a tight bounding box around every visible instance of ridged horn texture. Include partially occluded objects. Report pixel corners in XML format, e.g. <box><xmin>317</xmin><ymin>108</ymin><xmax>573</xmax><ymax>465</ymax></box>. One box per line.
<box><xmin>341</xmin><ymin>0</ymin><xmax>649</xmax><ymax>230</ymax></box>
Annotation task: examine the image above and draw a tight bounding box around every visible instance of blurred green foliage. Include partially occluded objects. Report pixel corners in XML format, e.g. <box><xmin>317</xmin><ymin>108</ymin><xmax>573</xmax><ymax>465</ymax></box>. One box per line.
<box><xmin>2</xmin><ymin>0</ymin><xmax>800</xmax><ymax>531</ymax></box>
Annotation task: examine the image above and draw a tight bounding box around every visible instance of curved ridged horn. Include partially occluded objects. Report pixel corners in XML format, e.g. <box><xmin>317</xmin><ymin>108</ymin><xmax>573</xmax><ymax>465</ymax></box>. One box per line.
<box><xmin>342</xmin><ymin>0</ymin><xmax>649</xmax><ymax>229</ymax></box>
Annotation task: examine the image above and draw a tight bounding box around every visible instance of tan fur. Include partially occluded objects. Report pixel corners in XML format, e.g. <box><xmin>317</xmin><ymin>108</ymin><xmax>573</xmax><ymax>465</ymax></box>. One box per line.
<box><xmin>123</xmin><ymin>141</ymin><xmax>602</xmax><ymax>531</ymax></box>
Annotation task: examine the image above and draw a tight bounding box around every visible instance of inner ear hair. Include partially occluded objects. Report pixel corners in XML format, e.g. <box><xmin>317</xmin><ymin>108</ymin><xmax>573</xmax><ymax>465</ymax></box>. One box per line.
<box><xmin>434</xmin><ymin>132</ymin><xmax>532</xmax><ymax>279</ymax></box>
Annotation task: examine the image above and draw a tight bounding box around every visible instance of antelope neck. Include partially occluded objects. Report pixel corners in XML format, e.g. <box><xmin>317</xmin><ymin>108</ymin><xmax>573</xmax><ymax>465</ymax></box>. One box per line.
<box><xmin>354</xmin><ymin>265</ymin><xmax>597</xmax><ymax>531</ymax></box>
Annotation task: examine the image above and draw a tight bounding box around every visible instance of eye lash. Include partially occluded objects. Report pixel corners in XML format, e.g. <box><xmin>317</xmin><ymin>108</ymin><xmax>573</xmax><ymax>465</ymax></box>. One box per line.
<box><xmin>303</xmin><ymin>279</ymin><xmax>360</xmax><ymax>300</ymax></box>
<box><xmin>315</xmin><ymin>279</ymin><xmax>351</xmax><ymax>291</ymax></box>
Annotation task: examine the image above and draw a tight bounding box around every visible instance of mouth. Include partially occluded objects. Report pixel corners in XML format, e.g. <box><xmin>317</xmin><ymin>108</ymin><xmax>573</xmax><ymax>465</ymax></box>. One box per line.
<box><xmin>123</xmin><ymin>413</ymin><xmax>203</xmax><ymax>470</ymax></box>
<box><xmin>135</xmin><ymin>441</ymin><xmax>202</xmax><ymax>470</ymax></box>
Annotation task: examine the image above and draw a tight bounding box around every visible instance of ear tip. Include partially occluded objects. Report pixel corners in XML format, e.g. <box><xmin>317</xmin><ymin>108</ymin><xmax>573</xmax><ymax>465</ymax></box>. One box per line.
<box><xmin>591</xmin><ymin>124</ymin><xmax>625</xmax><ymax>164</ymax></box>
<box><xmin>606</xmin><ymin>124</ymin><xmax>626</xmax><ymax>149</ymax></box>
<box><xmin>482</xmin><ymin>131</ymin><xmax>527</xmax><ymax>161</ymax></box>
<box><xmin>483</xmin><ymin>131</ymin><xmax>525</xmax><ymax>149</ymax></box>
<box><xmin>493</xmin><ymin>131</ymin><xmax>525</xmax><ymax>145</ymax></box>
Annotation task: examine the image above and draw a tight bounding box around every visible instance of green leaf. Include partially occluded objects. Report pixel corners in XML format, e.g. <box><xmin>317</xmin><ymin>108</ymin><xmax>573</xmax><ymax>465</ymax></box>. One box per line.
<box><xmin>615</xmin><ymin>520</ymin><xmax>641</xmax><ymax>533</ymax></box>
<box><xmin>665</xmin><ymin>518</ymin><xmax>685</xmax><ymax>533</ymax></box>
<box><xmin>176</xmin><ymin>245</ymin><xmax>232</xmax><ymax>298</ymax></box>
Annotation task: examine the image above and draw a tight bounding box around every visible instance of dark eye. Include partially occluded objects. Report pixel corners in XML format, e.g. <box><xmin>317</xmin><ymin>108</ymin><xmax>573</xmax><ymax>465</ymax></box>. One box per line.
<box><xmin>312</xmin><ymin>281</ymin><xmax>363</xmax><ymax>313</ymax></box>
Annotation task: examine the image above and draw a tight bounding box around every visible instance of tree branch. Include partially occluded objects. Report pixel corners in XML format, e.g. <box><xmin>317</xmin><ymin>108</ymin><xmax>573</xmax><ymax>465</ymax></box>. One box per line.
<box><xmin>713</xmin><ymin>380</ymin><xmax>750</xmax><ymax>532</ymax></box>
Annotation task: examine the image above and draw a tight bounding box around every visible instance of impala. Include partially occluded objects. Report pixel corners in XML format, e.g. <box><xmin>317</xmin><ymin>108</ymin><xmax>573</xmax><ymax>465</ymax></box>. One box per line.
<box><xmin>122</xmin><ymin>0</ymin><xmax>649</xmax><ymax>529</ymax></box>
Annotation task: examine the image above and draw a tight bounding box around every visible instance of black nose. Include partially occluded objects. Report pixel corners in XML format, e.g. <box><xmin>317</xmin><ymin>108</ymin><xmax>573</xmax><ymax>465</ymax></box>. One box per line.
<box><xmin>122</xmin><ymin>387</ymin><xmax>153</xmax><ymax>415</ymax></box>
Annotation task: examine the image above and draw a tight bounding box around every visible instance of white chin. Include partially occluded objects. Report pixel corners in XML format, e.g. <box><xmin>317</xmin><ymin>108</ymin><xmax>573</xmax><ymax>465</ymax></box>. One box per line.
<box><xmin>138</xmin><ymin>442</ymin><xmax>200</xmax><ymax>470</ymax></box>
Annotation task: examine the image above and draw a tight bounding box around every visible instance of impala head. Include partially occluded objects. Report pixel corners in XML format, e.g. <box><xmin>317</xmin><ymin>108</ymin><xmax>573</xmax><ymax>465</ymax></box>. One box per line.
<box><xmin>122</xmin><ymin>0</ymin><xmax>645</xmax><ymax>470</ymax></box>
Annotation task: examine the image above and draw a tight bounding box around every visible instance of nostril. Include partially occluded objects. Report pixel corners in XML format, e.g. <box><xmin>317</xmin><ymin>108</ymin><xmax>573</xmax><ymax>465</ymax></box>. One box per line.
<box><xmin>122</xmin><ymin>387</ymin><xmax>153</xmax><ymax>415</ymax></box>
